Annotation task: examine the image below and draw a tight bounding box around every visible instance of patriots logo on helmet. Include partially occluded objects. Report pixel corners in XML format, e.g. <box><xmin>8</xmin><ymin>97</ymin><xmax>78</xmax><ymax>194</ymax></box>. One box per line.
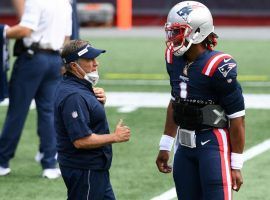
<box><xmin>218</xmin><ymin>63</ymin><xmax>237</xmax><ymax>77</ymax></box>
<box><xmin>177</xmin><ymin>6</ymin><xmax>193</xmax><ymax>21</ymax></box>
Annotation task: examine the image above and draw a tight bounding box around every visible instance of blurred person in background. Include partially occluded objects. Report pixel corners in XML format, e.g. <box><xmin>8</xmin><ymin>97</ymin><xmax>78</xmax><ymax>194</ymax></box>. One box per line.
<box><xmin>11</xmin><ymin>0</ymin><xmax>79</xmax><ymax>76</ymax></box>
<box><xmin>156</xmin><ymin>1</ymin><xmax>245</xmax><ymax>199</ymax></box>
<box><xmin>12</xmin><ymin>0</ymin><xmax>79</xmax><ymax>39</ymax></box>
<box><xmin>70</xmin><ymin>0</ymin><xmax>80</xmax><ymax>39</ymax></box>
<box><xmin>55</xmin><ymin>39</ymin><xmax>131</xmax><ymax>199</ymax></box>
<box><xmin>0</xmin><ymin>0</ymin><xmax>72</xmax><ymax>179</ymax></box>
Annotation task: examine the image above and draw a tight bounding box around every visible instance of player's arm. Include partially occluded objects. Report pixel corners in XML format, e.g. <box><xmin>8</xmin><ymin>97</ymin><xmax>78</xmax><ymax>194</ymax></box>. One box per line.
<box><xmin>73</xmin><ymin>119</ymin><xmax>130</xmax><ymax>149</ymax></box>
<box><xmin>163</xmin><ymin>100</ymin><xmax>178</xmax><ymax>138</ymax></box>
<box><xmin>5</xmin><ymin>25</ymin><xmax>32</xmax><ymax>39</ymax></box>
<box><xmin>156</xmin><ymin>100</ymin><xmax>178</xmax><ymax>173</ymax></box>
<box><xmin>61</xmin><ymin>94</ymin><xmax>130</xmax><ymax>149</ymax></box>
<box><xmin>211</xmin><ymin>57</ymin><xmax>245</xmax><ymax>191</ymax></box>
<box><xmin>229</xmin><ymin>116</ymin><xmax>245</xmax><ymax>191</ymax></box>
<box><xmin>230</xmin><ymin>117</ymin><xmax>245</xmax><ymax>154</ymax></box>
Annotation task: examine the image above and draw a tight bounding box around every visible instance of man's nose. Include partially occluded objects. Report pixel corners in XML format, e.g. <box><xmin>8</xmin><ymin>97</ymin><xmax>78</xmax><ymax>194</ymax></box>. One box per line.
<box><xmin>94</xmin><ymin>60</ymin><xmax>99</xmax><ymax>68</ymax></box>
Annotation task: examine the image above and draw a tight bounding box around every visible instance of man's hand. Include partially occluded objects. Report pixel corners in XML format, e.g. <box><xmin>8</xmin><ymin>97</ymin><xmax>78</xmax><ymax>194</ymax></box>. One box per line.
<box><xmin>231</xmin><ymin>169</ymin><xmax>243</xmax><ymax>191</ymax></box>
<box><xmin>113</xmin><ymin>119</ymin><xmax>131</xmax><ymax>143</ymax></box>
<box><xmin>156</xmin><ymin>150</ymin><xmax>172</xmax><ymax>173</ymax></box>
<box><xmin>93</xmin><ymin>87</ymin><xmax>106</xmax><ymax>104</ymax></box>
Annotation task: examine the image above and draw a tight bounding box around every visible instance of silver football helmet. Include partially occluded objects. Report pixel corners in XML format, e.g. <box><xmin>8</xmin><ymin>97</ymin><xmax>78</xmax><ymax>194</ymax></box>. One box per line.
<box><xmin>165</xmin><ymin>1</ymin><xmax>214</xmax><ymax>56</ymax></box>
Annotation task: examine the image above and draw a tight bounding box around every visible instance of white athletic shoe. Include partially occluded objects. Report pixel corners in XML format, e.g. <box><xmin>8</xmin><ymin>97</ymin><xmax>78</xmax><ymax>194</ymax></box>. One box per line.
<box><xmin>42</xmin><ymin>168</ymin><xmax>61</xmax><ymax>179</ymax></box>
<box><xmin>0</xmin><ymin>166</ymin><xmax>11</xmax><ymax>176</ymax></box>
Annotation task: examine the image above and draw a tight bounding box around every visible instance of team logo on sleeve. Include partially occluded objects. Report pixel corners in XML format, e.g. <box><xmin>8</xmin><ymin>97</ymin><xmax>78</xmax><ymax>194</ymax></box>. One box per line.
<box><xmin>218</xmin><ymin>63</ymin><xmax>236</xmax><ymax>77</ymax></box>
<box><xmin>71</xmin><ymin>111</ymin><xmax>78</xmax><ymax>118</ymax></box>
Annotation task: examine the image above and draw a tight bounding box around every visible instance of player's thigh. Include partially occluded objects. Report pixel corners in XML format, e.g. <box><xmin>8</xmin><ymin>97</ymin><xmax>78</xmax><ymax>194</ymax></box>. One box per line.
<box><xmin>173</xmin><ymin>146</ymin><xmax>201</xmax><ymax>200</ymax></box>
<box><xmin>199</xmin><ymin>145</ymin><xmax>231</xmax><ymax>199</ymax></box>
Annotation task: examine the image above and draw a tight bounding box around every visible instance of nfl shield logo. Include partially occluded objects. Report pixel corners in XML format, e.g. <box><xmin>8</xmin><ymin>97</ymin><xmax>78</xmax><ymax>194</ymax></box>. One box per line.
<box><xmin>71</xmin><ymin>111</ymin><xmax>78</xmax><ymax>118</ymax></box>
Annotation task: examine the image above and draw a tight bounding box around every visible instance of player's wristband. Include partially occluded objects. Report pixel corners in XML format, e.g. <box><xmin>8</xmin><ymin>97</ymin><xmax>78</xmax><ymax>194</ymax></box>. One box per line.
<box><xmin>231</xmin><ymin>152</ymin><xmax>244</xmax><ymax>169</ymax></box>
<box><xmin>159</xmin><ymin>134</ymin><xmax>175</xmax><ymax>151</ymax></box>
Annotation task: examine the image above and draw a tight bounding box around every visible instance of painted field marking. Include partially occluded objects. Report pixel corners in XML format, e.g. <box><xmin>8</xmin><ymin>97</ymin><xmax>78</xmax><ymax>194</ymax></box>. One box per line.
<box><xmin>103</xmin><ymin>73</ymin><xmax>269</xmax><ymax>82</ymax></box>
<box><xmin>105</xmin><ymin>92</ymin><xmax>270</xmax><ymax>112</ymax></box>
<box><xmin>99</xmin><ymin>80</ymin><xmax>270</xmax><ymax>87</ymax></box>
<box><xmin>150</xmin><ymin>139</ymin><xmax>270</xmax><ymax>200</ymax></box>
<box><xmin>1</xmin><ymin>93</ymin><xmax>270</xmax><ymax>111</ymax></box>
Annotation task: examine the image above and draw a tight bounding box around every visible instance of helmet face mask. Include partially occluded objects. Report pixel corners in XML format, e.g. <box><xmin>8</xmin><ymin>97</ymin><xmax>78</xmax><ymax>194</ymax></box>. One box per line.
<box><xmin>165</xmin><ymin>23</ymin><xmax>192</xmax><ymax>49</ymax></box>
<box><xmin>165</xmin><ymin>22</ymin><xmax>193</xmax><ymax>56</ymax></box>
<box><xmin>165</xmin><ymin>1</ymin><xmax>214</xmax><ymax>56</ymax></box>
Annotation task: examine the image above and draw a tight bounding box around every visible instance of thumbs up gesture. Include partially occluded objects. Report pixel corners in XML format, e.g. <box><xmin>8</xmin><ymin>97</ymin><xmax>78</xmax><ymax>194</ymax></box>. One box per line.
<box><xmin>113</xmin><ymin>119</ymin><xmax>131</xmax><ymax>143</ymax></box>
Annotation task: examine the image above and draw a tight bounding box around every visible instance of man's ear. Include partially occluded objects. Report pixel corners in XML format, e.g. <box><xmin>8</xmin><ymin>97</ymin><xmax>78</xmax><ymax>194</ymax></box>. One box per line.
<box><xmin>69</xmin><ymin>62</ymin><xmax>77</xmax><ymax>71</ymax></box>
<box><xmin>70</xmin><ymin>61</ymin><xmax>85</xmax><ymax>77</ymax></box>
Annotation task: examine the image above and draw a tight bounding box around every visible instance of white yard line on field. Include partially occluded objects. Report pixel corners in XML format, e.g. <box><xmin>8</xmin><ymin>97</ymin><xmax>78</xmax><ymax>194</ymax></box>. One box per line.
<box><xmin>99</xmin><ymin>80</ymin><xmax>270</xmax><ymax>87</ymax></box>
<box><xmin>105</xmin><ymin>92</ymin><xmax>269</xmax><ymax>112</ymax></box>
<box><xmin>1</xmin><ymin>93</ymin><xmax>270</xmax><ymax>111</ymax></box>
<box><xmin>150</xmin><ymin>139</ymin><xmax>270</xmax><ymax>200</ymax></box>
<box><xmin>80</xmin><ymin>27</ymin><xmax>270</xmax><ymax>40</ymax></box>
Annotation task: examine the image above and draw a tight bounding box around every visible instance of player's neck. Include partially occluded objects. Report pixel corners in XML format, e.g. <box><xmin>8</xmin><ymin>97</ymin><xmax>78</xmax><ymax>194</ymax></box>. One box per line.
<box><xmin>185</xmin><ymin>45</ymin><xmax>206</xmax><ymax>63</ymax></box>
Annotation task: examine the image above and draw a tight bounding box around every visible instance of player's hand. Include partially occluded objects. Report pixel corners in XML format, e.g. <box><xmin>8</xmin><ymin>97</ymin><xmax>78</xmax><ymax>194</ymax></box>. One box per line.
<box><xmin>156</xmin><ymin>150</ymin><xmax>172</xmax><ymax>173</ymax></box>
<box><xmin>231</xmin><ymin>169</ymin><xmax>243</xmax><ymax>191</ymax></box>
<box><xmin>93</xmin><ymin>87</ymin><xmax>106</xmax><ymax>104</ymax></box>
<box><xmin>113</xmin><ymin>119</ymin><xmax>131</xmax><ymax>143</ymax></box>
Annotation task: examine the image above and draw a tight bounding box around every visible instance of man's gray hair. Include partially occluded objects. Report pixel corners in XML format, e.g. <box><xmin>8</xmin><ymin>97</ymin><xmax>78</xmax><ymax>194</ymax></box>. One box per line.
<box><xmin>61</xmin><ymin>40</ymin><xmax>89</xmax><ymax>69</ymax></box>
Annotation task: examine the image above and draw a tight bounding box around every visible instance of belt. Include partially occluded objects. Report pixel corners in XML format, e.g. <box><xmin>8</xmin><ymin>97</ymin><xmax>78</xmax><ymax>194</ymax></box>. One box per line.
<box><xmin>37</xmin><ymin>49</ymin><xmax>59</xmax><ymax>54</ymax></box>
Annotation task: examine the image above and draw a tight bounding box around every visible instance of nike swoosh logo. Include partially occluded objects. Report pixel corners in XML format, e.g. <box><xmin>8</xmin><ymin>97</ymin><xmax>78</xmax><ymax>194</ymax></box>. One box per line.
<box><xmin>224</xmin><ymin>58</ymin><xmax>231</xmax><ymax>63</ymax></box>
<box><xmin>201</xmin><ymin>140</ymin><xmax>211</xmax><ymax>146</ymax></box>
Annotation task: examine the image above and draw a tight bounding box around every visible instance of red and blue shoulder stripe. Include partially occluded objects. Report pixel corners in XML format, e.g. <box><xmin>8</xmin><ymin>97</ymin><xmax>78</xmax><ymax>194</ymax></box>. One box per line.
<box><xmin>202</xmin><ymin>53</ymin><xmax>233</xmax><ymax>77</ymax></box>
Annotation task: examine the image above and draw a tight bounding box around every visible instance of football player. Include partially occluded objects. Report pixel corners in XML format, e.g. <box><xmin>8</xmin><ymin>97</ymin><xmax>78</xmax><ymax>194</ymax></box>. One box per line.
<box><xmin>156</xmin><ymin>1</ymin><xmax>245</xmax><ymax>200</ymax></box>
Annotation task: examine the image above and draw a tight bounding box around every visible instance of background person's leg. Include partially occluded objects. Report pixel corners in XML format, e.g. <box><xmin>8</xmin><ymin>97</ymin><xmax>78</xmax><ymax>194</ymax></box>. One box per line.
<box><xmin>0</xmin><ymin>55</ymin><xmax>43</xmax><ymax>169</ymax></box>
<box><xmin>35</xmin><ymin>53</ymin><xmax>62</xmax><ymax>170</ymax></box>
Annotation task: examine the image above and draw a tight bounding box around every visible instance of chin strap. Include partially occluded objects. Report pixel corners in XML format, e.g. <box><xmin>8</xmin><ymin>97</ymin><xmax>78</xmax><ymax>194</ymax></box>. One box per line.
<box><xmin>173</xmin><ymin>41</ymin><xmax>193</xmax><ymax>56</ymax></box>
<box><xmin>173</xmin><ymin>32</ymin><xmax>200</xmax><ymax>56</ymax></box>
<box><xmin>165</xmin><ymin>43</ymin><xmax>174</xmax><ymax>64</ymax></box>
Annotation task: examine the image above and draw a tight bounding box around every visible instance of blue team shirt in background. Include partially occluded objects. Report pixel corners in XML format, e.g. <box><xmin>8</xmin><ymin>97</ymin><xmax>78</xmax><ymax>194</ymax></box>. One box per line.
<box><xmin>54</xmin><ymin>73</ymin><xmax>112</xmax><ymax>170</ymax></box>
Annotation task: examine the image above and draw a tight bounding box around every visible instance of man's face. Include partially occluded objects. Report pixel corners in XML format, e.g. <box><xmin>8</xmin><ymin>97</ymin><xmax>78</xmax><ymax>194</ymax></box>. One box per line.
<box><xmin>77</xmin><ymin>58</ymin><xmax>99</xmax><ymax>73</ymax></box>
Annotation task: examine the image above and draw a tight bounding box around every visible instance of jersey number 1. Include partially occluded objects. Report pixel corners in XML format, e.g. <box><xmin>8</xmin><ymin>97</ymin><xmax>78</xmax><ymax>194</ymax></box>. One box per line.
<box><xmin>180</xmin><ymin>82</ymin><xmax>187</xmax><ymax>98</ymax></box>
